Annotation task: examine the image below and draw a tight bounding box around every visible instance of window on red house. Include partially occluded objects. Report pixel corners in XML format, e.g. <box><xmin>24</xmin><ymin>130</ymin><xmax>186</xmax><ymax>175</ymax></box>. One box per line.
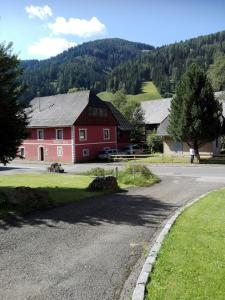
<box><xmin>19</xmin><ymin>147</ymin><xmax>25</xmax><ymax>158</ymax></box>
<box><xmin>37</xmin><ymin>129</ymin><xmax>44</xmax><ymax>140</ymax></box>
<box><xmin>57</xmin><ymin>146</ymin><xmax>63</xmax><ymax>156</ymax></box>
<box><xmin>83</xmin><ymin>149</ymin><xmax>90</xmax><ymax>157</ymax></box>
<box><xmin>56</xmin><ymin>129</ymin><xmax>63</xmax><ymax>140</ymax></box>
<box><xmin>103</xmin><ymin>128</ymin><xmax>110</xmax><ymax>140</ymax></box>
<box><xmin>79</xmin><ymin>129</ymin><xmax>87</xmax><ymax>141</ymax></box>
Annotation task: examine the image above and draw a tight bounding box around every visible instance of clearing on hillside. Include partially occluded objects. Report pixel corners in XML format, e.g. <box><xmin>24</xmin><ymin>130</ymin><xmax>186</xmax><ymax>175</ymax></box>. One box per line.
<box><xmin>98</xmin><ymin>81</ymin><xmax>161</xmax><ymax>103</ymax></box>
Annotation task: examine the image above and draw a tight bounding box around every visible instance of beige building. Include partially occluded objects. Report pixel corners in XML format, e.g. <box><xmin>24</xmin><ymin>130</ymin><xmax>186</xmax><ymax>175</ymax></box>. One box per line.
<box><xmin>141</xmin><ymin>92</ymin><xmax>224</xmax><ymax>157</ymax></box>
<box><xmin>157</xmin><ymin>116</ymin><xmax>220</xmax><ymax>157</ymax></box>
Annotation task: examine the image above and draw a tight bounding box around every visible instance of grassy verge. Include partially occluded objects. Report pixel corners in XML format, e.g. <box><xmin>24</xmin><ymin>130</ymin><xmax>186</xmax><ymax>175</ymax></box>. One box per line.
<box><xmin>134</xmin><ymin>153</ymin><xmax>190</xmax><ymax>164</ymax></box>
<box><xmin>0</xmin><ymin>173</ymin><xmax>101</xmax><ymax>218</ymax></box>
<box><xmin>145</xmin><ymin>189</ymin><xmax>225</xmax><ymax>299</ymax></box>
<box><xmin>200</xmin><ymin>156</ymin><xmax>225</xmax><ymax>164</ymax></box>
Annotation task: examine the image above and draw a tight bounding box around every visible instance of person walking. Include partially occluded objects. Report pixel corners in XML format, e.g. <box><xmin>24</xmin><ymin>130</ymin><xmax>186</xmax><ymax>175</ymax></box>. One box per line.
<box><xmin>190</xmin><ymin>147</ymin><xmax>195</xmax><ymax>163</ymax></box>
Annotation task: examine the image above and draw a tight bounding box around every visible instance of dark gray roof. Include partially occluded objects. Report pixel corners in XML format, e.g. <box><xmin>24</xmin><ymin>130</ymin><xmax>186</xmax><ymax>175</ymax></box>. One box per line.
<box><xmin>157</xmin><ymin>116</ymin><xmax>169</xmax><ymax>136</ymax></box>
<box><xmin>141</xmin><ymin>98</ymin><xmax>171</xmax><ymax>125</ymax></box>
<box><xmin>104</xmin><ymin>101</ymin><xmax>132</xmax><ymax>130</ymax></box>
<box><xmin>157</xmin><ymin>91</ymin><xmax>225</xmax><ymax>137</ymax></box>
<box><xmin>142</xmin><ymin>92</ymin><xmax>225</xmax><ymax>127</ymax></box>
<box><xmin>26</xmin><ymin>91</ymin><xmax>100</xmax><ymax>127</ymax></box>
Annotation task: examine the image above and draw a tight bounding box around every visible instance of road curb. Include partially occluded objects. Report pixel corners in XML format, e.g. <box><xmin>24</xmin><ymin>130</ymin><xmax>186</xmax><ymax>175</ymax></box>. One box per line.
<box><xmin>132</xmin><ymin>189</ymin><xmax>217</xmax><ymax>300</ymax></box>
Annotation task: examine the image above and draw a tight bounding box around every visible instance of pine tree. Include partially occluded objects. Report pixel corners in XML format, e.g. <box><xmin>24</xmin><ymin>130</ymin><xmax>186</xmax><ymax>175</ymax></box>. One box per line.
<box><xmin>130</xmin><ymin>105</ymin><xmax>145</xmax><ymax>146</ymax></box>
<box><xmin>0</xmin><ymin>43</ymin><xmax>28</xmax><ymax>164</ymax></box>
<box><xmin>168</xmin><ymin>64</ymin><xmax>222</xmax><ymax>160</ymax></box>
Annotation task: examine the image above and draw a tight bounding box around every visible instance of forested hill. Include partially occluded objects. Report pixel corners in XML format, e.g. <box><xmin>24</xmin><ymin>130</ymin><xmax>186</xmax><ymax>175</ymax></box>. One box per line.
<box><xmin>107</xmin><ymin>31</ymin><xmax>225</xmax><ymax>96</ymax></box>
<box><xmin>20</xmin><ymin>31</ymin><xmax>225</xmax><ymax>101</ymax></box>
<box><xmin>20</xmin><ymin>38</ymin><xmax>154</xmax><ymax>101</ymax></box>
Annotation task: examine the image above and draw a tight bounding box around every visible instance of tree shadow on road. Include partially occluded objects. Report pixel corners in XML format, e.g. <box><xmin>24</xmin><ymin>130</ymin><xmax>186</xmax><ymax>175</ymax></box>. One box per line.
<box><xmin>0</xmin><ymin>187</ymin><xmax>177</xmax><ymax>231</ymax></box>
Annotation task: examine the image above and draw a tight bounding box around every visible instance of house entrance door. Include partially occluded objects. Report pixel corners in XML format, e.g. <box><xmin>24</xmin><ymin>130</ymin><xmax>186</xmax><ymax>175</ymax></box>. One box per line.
<box><xmin>39</xmin><ymin>147</ymin><xmax>44</xmax><ymax>161</ymax></box>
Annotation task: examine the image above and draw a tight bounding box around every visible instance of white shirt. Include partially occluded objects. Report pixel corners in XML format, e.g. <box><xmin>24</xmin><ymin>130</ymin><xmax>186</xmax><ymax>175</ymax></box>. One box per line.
<box><xmin>190</xmin><ymin>148</ymin><xmax>195</xmax><ymax>155</ymax></box>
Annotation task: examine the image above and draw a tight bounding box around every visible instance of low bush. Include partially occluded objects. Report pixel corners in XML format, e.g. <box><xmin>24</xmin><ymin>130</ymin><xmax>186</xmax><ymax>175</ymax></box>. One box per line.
<box><xmin>118</xmin><ymin>164</ymin><xmax>159</xmax><ymax>187</ymax></box>
<box><xmin>83</xmin><ymin>167</ymin><xmax>114</xmax><ymax>177</ymax></box>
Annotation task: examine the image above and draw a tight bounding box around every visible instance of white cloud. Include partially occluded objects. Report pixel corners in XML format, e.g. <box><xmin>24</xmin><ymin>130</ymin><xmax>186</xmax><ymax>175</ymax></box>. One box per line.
<box><xmin>25</xmin><ymin>5</ymin><xmax>53</xmax><ymax>20</ymax></box>
<box><xmin>28</xmin><ymin>37</ymin><xmax>76</xmax><ymax>58</ymax></box>
<box><xmin>48</xmin><ymin>16</ymin><xmax>106</xmax><ymax>37</ymax></box>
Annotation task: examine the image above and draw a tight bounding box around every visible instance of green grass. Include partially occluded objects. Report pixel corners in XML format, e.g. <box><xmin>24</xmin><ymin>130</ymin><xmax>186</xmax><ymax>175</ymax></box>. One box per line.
<box><xmin>98</xmin><ymin>81</ymin><xmax>162</xmax><ymax>104</ymax></box>
<box><xmin>145</xmin><ymin>189</ymin><xmax>225</xmax><ymax>300</ymax></box>
<box><xmin>118</xmin><ymin>165</ymin><xmax>160</xmax><ymax>187</ymax></box>
<box><xmin>0</xmin><ymin>173</ymin><xmax>101</xmax><ymax>217</ymax></box>
<box><xmin>133</xmin><ymin>153</ymin><xmax>190</xmax><ymax>164</ymax></box>
<box><xmin>0</xmin><ymin>167</ymin><xmax>159</xmax><ymax>218</ymax></box>
<box><xmin>81</xmin><ymin>166</ymin><xmax>160</xmax><ymax>187</ymax></box>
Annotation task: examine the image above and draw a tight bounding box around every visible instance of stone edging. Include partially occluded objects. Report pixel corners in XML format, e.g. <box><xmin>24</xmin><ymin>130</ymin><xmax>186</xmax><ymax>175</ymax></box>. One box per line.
<box><xmin>132</xmin><ymin>190</ymin><xmax>216</xmax><ymax>300</ymax></box>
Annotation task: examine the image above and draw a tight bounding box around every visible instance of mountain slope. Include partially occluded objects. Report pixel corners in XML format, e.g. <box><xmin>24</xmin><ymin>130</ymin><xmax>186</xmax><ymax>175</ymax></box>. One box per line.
<box><xmin>20</xmin><ymin>38</ymin><xmax>154</xmax><ymax>101</ymax></box>
<box><xmin>107</xmin><ymin>31</ymin><xmax>225</xmax><ymax>96</ymax></box>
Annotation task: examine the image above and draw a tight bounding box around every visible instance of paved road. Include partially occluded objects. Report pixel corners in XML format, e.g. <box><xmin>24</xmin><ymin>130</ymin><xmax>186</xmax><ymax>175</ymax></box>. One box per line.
<box><xmin>0</xmin><ymin>164</ymin><xmax>225</xmax><ymax>299</ymax></box>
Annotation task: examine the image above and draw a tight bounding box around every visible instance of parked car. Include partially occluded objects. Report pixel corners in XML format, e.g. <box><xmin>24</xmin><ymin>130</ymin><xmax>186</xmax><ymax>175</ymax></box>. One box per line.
<box><xmin>98</xmin><ymin>149</ymin><xmax>119</xmax><ymax>160</ymax></box>
<box><xmin>122</xmin><ymin>144</ymin><xmax>142</xmax><ymax>154</ymax></box>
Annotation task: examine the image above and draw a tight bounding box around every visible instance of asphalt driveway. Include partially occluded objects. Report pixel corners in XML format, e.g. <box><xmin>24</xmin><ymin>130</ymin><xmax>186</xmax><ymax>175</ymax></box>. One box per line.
<box><xmin>0</xmin><ymin>169</ymin><xmax>224</xmax><ymax>300</ymax></box>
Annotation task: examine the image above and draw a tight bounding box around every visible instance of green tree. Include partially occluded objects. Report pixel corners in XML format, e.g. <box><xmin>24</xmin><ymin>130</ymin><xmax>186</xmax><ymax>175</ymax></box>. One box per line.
<box><xmin>147</xmin><ymin>129</ymin><xmax>163</xmax><ymax>153</ymax></box>
<box><xmin>111</xmin><ymin>90</ymin><xmax>127</xmax><ymax>112</ymax></box>
<box><xmin>168</xmin><ymin>64</ymin><xmax>222</xmax><ymax>161</ymax></box>
<box><xmin>0</xmin><ymin>43</ymin><xmax>28</xmax><ymax>164</ymax></box>
<box><xmin>130</xmin><ymin>105</ymin><xmax>145</xmax><ymax>146</ymax></box>
<box><xmin>208</xmin><ymin>53</ymin><xmax>225</xmax><ymax>91</ymax></box>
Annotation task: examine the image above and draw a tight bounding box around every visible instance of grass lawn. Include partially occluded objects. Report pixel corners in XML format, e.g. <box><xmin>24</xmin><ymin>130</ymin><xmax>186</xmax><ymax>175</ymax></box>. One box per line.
<box><xmin>145</xmin><ymin>189</ymin><xmax>225</xmax><ymax>300</ymax></box>
<box><xmin>133</xmin><ymin>153</ymin><xmax>190</xmax><ymax>164</ymax></box>
<box><xmin>0</xmin><ymin>166</ymin><xmax>159</xmax><ymax>218</ymax></box>
<box><xmin>0</xmin><ymin>173</ymin><xmax>101</xmax><ymax>217</ymax></box>
<box><xmin>98</xmin><ymin>81</ymin><xmax>161</xmax><ymax>104</ymax></box>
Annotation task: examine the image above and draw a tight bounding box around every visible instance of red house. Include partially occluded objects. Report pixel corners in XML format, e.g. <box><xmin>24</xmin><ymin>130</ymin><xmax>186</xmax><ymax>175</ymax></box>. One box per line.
<box><xmin>19</xmin><ymin>91</ymin><xmax>131</xmax><ymax>163</ymax></box>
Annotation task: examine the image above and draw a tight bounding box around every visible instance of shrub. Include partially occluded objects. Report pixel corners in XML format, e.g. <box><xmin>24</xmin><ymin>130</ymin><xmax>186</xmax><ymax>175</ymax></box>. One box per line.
<box><xmin>84</xmin><ymin>167</ymin><xmax>114</xmax><ymax>176</ymax></box>
<box><xmin>125</xmin><ymin>165</ymin><xmax>154</xmax><ymax>179</ymax></box>
<box><xmin>147</xmin><ymin>129</ymin><xmax>163</xmax><ymax>153</ymax></box>
<box><xmin>118</xmin><ymin>164</ymin><xmax>159</xmax><ymax>187</ymax></box>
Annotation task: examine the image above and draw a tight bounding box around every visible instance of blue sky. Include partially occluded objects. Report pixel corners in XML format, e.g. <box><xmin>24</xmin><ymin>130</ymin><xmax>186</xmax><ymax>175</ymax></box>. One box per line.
<box><xmin>1</xmin><ymin>0</ymin><xmax>225</xmax><ymax>60</ymax></box>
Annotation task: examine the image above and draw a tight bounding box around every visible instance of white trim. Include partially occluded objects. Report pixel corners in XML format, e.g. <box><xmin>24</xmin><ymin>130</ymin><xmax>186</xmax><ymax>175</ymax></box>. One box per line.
<box><xmin>76</xmin><ymin>141</ymin><xmax>117</xmax><ymax>146</ymax></box>
<box><xmin>82</xmin><ymin>148</ymin><xmax>90</xmax><ymax>157</ymax></box>
<box><xmin>22</xmin><ymin>142</ymin><xmax>72</xmax><ymax>146</ymax></box>
<box><xmin>71</xmin><ymin>126</ymin><xmax>75</xmax><ymax>163</ymax></box>
<box><xmin>79</xmin><ymin>128</ymin><xmax>87</xmax><ymax>141</ymax></box>
<box><xmin>103</xmin><ymin>128</ymin><xmax>110</xmax><ymax>140</ymax></box>
<box><xmin>37</xmin><ymin>129</ymin><xmax>44</xmax><ymax>140</ymax></box>
<box><xmin>56</xmin><ymin>128</ymin><xmax>63</xmax><ymax>140</ymax></box>
<box><xmin>57</xmin><ymin>146</ymin><xmax>63</xmax><ymax>157</ymax></box>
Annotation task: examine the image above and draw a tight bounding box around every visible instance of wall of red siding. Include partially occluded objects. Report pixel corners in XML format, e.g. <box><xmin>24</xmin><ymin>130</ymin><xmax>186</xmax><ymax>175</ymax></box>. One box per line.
<box><xmin>117</xmin><ymin>130</ymin><xmax>131</xmax><ymax>149</ymax></box>
<box><xmin>75</xmin><ymin>125</ymin><xmax>117</xmax><ymax>161</ymax></box>
<box><xmin>21</xmin><ymin>127</ymin><xmax>72</xmax><ymax>163</ymax></box>
<box><xmin>75</xmin><ymin>104</ymin><xmax>117</xmax><ymax>126</ymax></box>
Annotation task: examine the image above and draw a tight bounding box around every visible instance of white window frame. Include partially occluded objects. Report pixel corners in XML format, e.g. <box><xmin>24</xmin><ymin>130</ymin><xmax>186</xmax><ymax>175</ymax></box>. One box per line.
<box><xmin>56</xmin><ymin>128</ymin><xmax>63</xmax><ymax>140</ymax></box>
<box><xmin>79</xmin><ymin>128</ymin><xmax>87</xmax><ymax>141</ymax></box>
<box><xmin>37</xmin><ymin>129</ymin><xmax>44</xmax><ymax>140</ymax></box>
<box><xmin>57</xmin><ymin>146</ymin><xmax>63</xmax><ymax>157</ymax></box>
<box><xmin>103</xmin><ymin>128</ymin><xmax>110</xmax><ymax>140</ymax></box>
<box><xmin>83</xmin><ymin>148</ymin><xmax>90</xmax><ymax>157</ymax></box>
